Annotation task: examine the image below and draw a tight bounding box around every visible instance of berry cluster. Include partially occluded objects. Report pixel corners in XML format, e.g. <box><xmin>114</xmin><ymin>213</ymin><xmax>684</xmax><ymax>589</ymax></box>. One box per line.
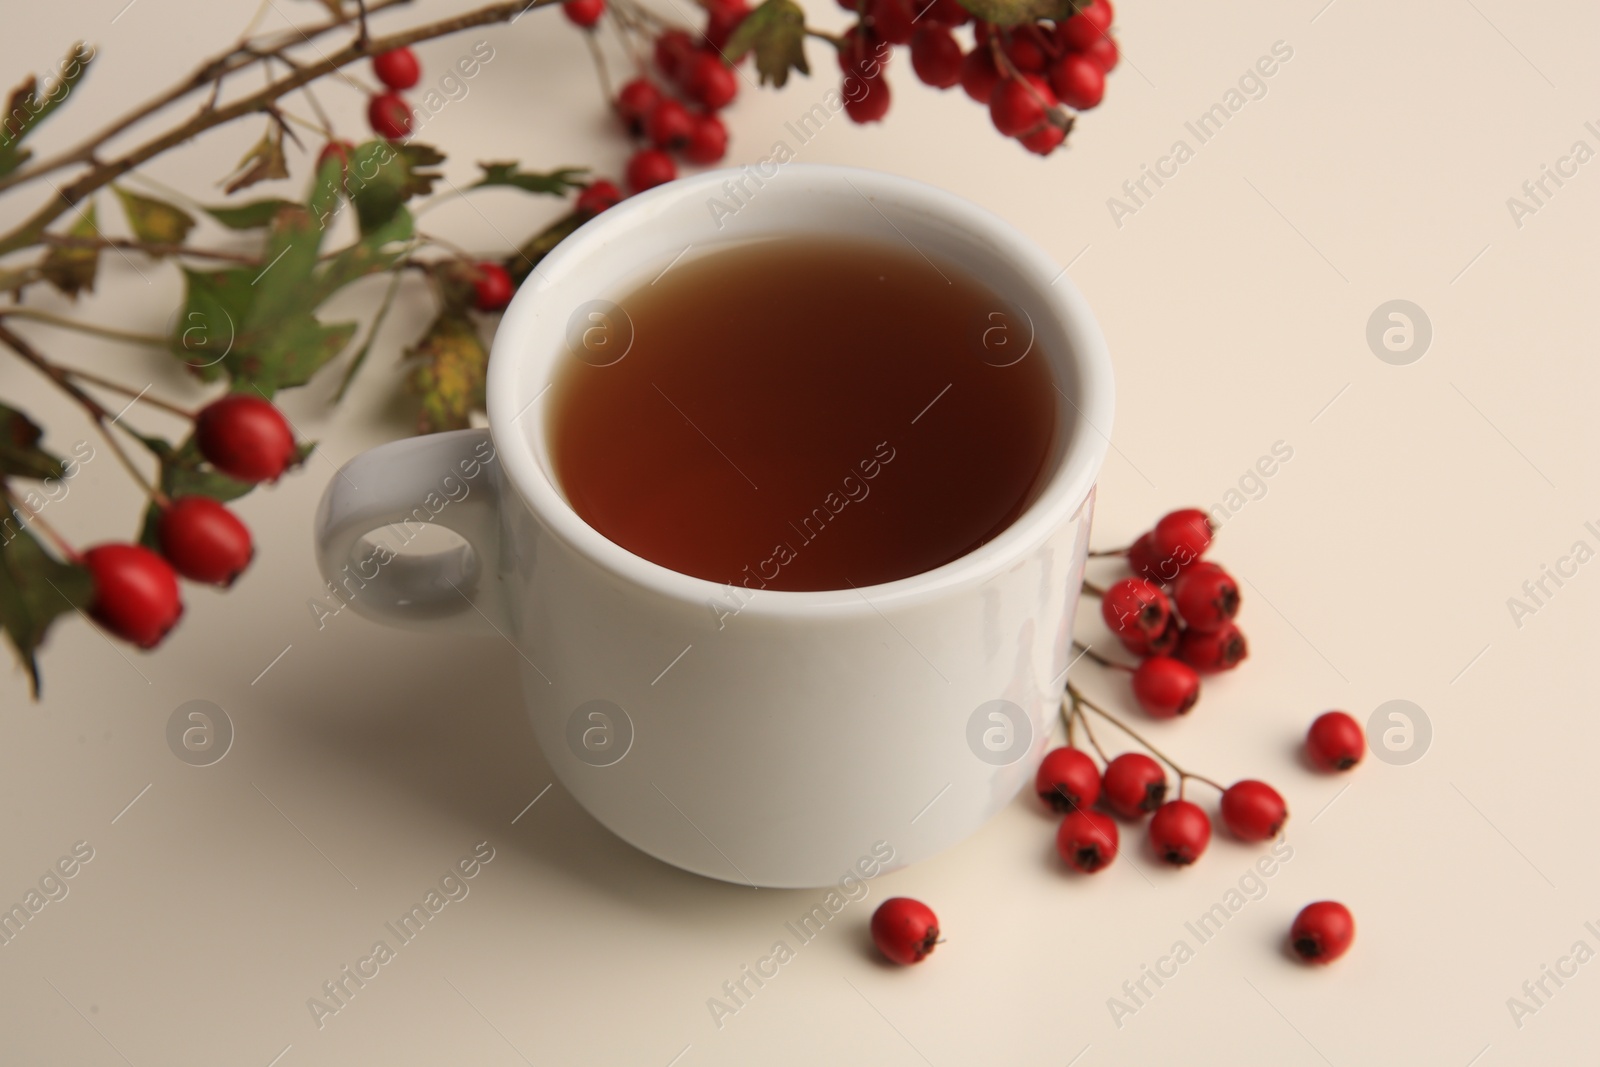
<box><xmin>366</xmin><ymin>47</ymin><xmax>423</xmax><ymax>140</ymax></box>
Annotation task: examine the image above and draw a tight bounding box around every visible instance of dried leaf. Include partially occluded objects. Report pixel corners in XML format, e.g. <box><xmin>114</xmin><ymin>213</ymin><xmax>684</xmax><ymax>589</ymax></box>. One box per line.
<box><xmin>725</xmin><ymin>0</ymin><xmax>809</xmax><ymax>87</ymax></box>
<box><xmin>40</xmin><ymin>200</ymin><xmax>100</xmax><ymax>298</ymax></box>
<box><xmin>405</xmin><ymin>312</ymin><xmax>487</xmax><ymax>434</ymax></box>
<box><xmin>223</xmin><ymin>126</ymin><xmax>289</xmax><ymax>195</ymax></box>
<box><xmin>113</xmin><ymin>185</ymin><xmax>195</xmax><ymax>249</ymax></box>
<box><xmin>0</xmin><ymin>43</ymin><xmax>95</xmax><ymax>178</ymax></box>
<box><xmin>0</xmin><ymin>402</ymin><xmax>65</xmax><ymax>480</ymax></box>
<box><xmin>472</xmin><ymin>163</ymin><xmax>588</xmax><ymax>196</ymax></box>
<box><xmin>0</xmin><ymin>522</ymin><xmax>93</xmax><ymax>698</ymax></box>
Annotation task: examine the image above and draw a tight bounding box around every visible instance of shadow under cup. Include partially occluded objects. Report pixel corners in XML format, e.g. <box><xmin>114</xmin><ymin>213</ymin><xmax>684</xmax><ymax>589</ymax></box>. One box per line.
<box><xmin>478</xmin><ymin>164</ymin><xmax>1112</xmax><ymax>888</ymax></box>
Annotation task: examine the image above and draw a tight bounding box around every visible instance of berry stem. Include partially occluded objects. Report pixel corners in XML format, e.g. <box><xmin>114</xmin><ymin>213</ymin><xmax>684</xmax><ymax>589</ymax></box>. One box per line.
<box><xmin>34</xmin><ymin>234</ymin><xmax>262</xmax><ymax>266</ymax></box>
<box><xmin>1</xmin><ymin>486</ymin><xmax>81</xmax><ymax>562</ymax></box>
<box><xmin>1081</xmin><ymin>578</ymin><xmax>1106</xmax><ymax>598</ymax></box>
<box><xmin>61</xmin><ymin>367</ymin><xmax>197</xmax><ymax>420</ymax></box>
<box><xmin>1087</xmin><ymin>546</ymin><xmax>1130</xmax><ymax>558</ymax></box>
<box><xmin>1062</xmin><ymin>690</ymin><xmax>1110</xmax><ymax>764</ymax></box>
<box><xmin>1065</xmin><ymin>679</ymin><xmax>1227</xmax><ymax>794</ymax></box>
<box><xmin>1073</xmin><ymin>640</ymin><xmax>1133</xmax><ymax>672</ymax></box>
<box><xmin>582</xmin><ymin>24</ymin><xmax>616</xmax><ymax>101</ymax></box>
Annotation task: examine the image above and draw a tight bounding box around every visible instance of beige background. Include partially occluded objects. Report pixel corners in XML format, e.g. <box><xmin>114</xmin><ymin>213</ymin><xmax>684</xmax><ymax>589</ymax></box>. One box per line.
<box><xmin>3</xmin><ymin>0</ymin><xmax>1597</xmax><ymax>1063</ymax></box>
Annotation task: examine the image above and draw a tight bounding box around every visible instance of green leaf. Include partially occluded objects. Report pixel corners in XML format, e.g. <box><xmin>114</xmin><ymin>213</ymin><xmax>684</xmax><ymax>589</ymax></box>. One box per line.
<box><xmin>346</xmin><ymin>140</ymin><xmax>444</xmax><ymax>235</ymax></box>
<box><xmin>314</xmin><ymin>205</ymin><xmax>414</xmax><ymax>302</ymax></box>
<box><xmin>471</xmin><ymin>163</ymin><xmax>588</xmax><ymax>197</ymax></box>
<box><xmin>956</xmin><ymin>0</ymin><xmax>1077</xmax><ymax>25</ymax></box>
<box><xmin>405</xmin><ymin>311</ymin><xmax>487</xmax><ymax>434</ymax></box>
<box><xmin>40</xmin><ymin>200</ymin><xmax>100</xmax><ymax>299</ymax></box>
<box><xmin>0</xmin><ymin>521</ymin><xmax>92</xmax><ymax>698</ymax></box>
<box><xmin>113</xmin><ymin>185</ymin><xmax>195</xmax><ymax>249</ymax></box>
<box><xmin>0</xmin><ymin>403</ymin><xmax>64</xmax><ymax>480</ymax></box>
<box><xmin>0</xmin><ymin>43</ymin><xmax>95</xmax><ymax>179</ymax></box>
<box><xmin>725</xmin><ymin>0</ymin><xmax>808</xmax><ymax>87</ymax></box>
<box><xmin>202</xmin><ymin>198</ymin><xmax>298</xmax><ymax>230</ymax></box>
<box><xmin>222</xmin><ymin>125</ymin><xmax>289</xmax><ymax>195</ymax></box>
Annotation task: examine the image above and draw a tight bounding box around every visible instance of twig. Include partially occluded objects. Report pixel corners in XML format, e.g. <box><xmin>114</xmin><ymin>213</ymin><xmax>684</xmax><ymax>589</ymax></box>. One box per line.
<box><xmin>0</xmin><ymin>306</ymin><xmax>171</xmax><ymax>347</ymax></box>
<box><xmin>1</xmin><ymin>487</ymin><xmax>80</xmax><ymax>561</ymax></box>
<box><xmin>1088</xmin><ymin>546</ymin><xmax>1130</xmax><ymax>558</ymax></box>
<box><xmin>583</xmin><ymin>26</ymin><xmax>616</xmax><ymax>101</ymax></box>
<box><xmin>1073</xmin><ymin>640</ymin><xmax>1133</xmax><ymax>672</ymax></box>
<box><xmin>1081</xmin><ymin>578</ymin><xmax>1106</xmax><ymax>597</ymax></box>
<box><xmin>37</xmin><ymin>232</ymin><xmax>260</xmax><ymax>264</ymax></box>
<box><xmin>1065</xmin><ymin>679</ymin><xmax>1226</xmax><ymax>793</ymax></box>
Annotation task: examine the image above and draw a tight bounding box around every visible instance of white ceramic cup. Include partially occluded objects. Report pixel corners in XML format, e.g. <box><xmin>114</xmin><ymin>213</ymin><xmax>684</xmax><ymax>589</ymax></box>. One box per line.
<box><xmin>314</xmin><ymin>164</ymin><xmax>1113</xmax><ymax>888</ymax></box>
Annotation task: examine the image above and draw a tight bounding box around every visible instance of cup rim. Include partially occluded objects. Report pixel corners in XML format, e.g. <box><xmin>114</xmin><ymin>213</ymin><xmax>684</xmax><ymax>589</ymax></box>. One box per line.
<box><xmin>484</xmin><ymin>163</ymin><xmax>1113</xmax><ymax>616</ymax></box>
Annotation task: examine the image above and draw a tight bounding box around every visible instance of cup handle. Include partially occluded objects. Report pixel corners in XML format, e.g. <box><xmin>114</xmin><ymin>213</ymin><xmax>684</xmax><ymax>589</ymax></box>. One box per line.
<box><xmin>312</xmin><ymin>428</ymin><xmax>506</xmax><ymax>633</ymax></box>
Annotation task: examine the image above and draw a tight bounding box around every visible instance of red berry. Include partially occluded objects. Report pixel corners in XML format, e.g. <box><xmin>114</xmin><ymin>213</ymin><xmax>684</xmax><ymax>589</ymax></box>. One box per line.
<box><xmin>1100</xmin><ymin>576</ymin><xmax>1170</xmax><ymax>640</ymax></box>
<box><xmin>1035</xmin><ymin>746</ymin><xmax>1101</xmax><ymax>813</ymax></box>
<box><xmin>910</xmin><ymin>27</ymin><xmax>963</xmax><ymax>89</ymax></box>
<box><xmin>1059</xmin><ymin>0</ymin><xmax>1113</xmax><ymax>50</ymax></box>
<box><xmin>1085</xmin><ymin>34</ymin><xmax>1119</xmax><ymax>72</ymax></box>
<box><xmin>366</xmin><ymin>92</ymin><xmax>412</xmax><ymax>140</ymax></box>
<box><xmin>684</xmin><ymin>52</ymin><xmax>738</xmax><ymax>111</ymax></box>
<box><xmin>870</xmin><ymin>0</ymin><xmax>917</xmax><ymax>45</ymax></box>
<box><xmin>1290</xmin><ymin>901</ymin><xmax>1355</xmax><ymax>964</ymax></box>
<box><xmin>1130</xmin><ymin>656</ymin><xmax>1200</xmax><ymax>718</ymax></box>
<box><xmin>989</xmin><ymin>74</ymin><xmax>1054</xmax><ymax>137</ymax></box>
<box><xmin>371</xmin><ymin>47</ymin><xmax>421</xmax><ymax>90</ymax></box>
<box><xmin>683</xmin><ymin>112</ymin><xmax>728</xmax><ymax>164</ymax></box>
<box><xmin>1175</xmin><ymin>621</ymin><xmax>1247</xmax><ymax>673</ymax></box>
<box><xmin>576</xmin><ymin>179</ymin><xmax>623</xmax><ymax>216</ymax></box>
<box><xmin>195</xmin><ymin>395</ymin><xmax>296</xmax><ymax>484</ymax></box>
<box><xmin>84</xmin><ymin>544</ymin><xmax>183</xmax><ymax>648</ymax></box>
<box><xmin>1102</xmin><ymin>752</ymin><xmax>1166</xmax><ymax>818</ymax></box>
<box><xmin>1049</xmin><ymin>52</ymin><xmax>1105</xmax><ymax>109</ymax></box>
<box><xmin>1127</xmin><ymin>531</ymin><xmax>1175</xmax><ymax>585</ymax></box>
<box><xmin>158</xmin><ymin>496</ymin><xmax>254</xmax><ymax>587</ymax></box>
<box><xmin>615</xmin><ymin>77</ymin><xmax>663</xmax><ymax>134</ymax></box>
<box><xmin>838</xmin><ymin>26</ymin><xmax>889</xmax><ymax>79</ymax></box>
<box><xmin>1056</xmin><ymin>809</ymin><xmax>1119</xmax><ymax>872</ymax></box>
<box><xmin>471</xmin><ymin>262</ymin><xmax>515</xmax><ymax>312</ymax></box>
<box><xmin>645</xmin><ymin>98</ymin><xmax>694</xmax><ymax>149</ymax></box>
<box><xmin>654</xmin><ymin>29</ymin><xmax>696</xmax><ymax>80</ymax></box>
<box><xmin>1020</xmin><ymin>122</ymin><xmax>1066</xmax><ymax>155</ymax></box>
<box><xmin>1172</xmin><ymin>563</ymin><xmax>1240</xmax><ymax>633</ymax></box>
<box><xmin>1220</xmin><ymin>780</ymin><xmax>1288</xmax><ymax>841</ymax></box>
<box><xmin>923</xmin><ymin>0</ymin><xmax>971</xmax><ymax>25</ymax></box>
<box><xmin>563</xmin><ymin>0</ymin><xmax>606</xmax><ymax>28</ymax></box>
<box><xmin>1148</xmin><ymin>799</ymin><xmax>1211</xmax><ymax>865</ymax></box>
<box><xmin>703</xmin><ymin>0</ymin><xmax>749</xmax><ymax>50</ymax></box>
<box><xmin>843</xmin><ymin>74</ymin><xmax>891</xmax><ymax>123</ymax></box>
<box><xmin>1117</xmin><ymin>613</ymin><xmax>1180</xmax><ymax>658</ymax></box>
<box><xmin>1152</xmin><ymin>508</ymin><xmax>1213</xmax><ymax>566</ymax></box>
<box><xmin>1306</xmin><ymin>711</ymin><xmax>1365</xmax><ymax>771</ymax></box>
<box><xmin>1004</xmin><ymin>31</ymin><xmax>1048</xmax><ymax>73</ymax></box>
<box><xmin>959</xmin><ymin>48</ymin><xmax>1001</xmax><ymax>104</ymax></box>
<box><xmin>870</xmin><ymin>897</ymin><xmax>939</xmax><ymax>964</ymax></box>
<box><xmin>625</xmin><ymin>147</ymin><xmax>676</xmax><ymax>192</ymax></box>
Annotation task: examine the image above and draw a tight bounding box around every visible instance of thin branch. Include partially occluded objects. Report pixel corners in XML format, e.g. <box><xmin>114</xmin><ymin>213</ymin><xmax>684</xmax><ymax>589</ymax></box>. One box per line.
<box><xmin>37</xmin><ymin>232</ymin><xmax>260</xmax><ymax>264</ymax></box>
<box><xmin>63</xmin><ymin>367</ymin><xmax>195</xmax><ymax>419</ymax></box>
<box><xmin>0</xmin><ymin>306</ymin><xmax>170</xmax><ymax>347</ymax></box>
<box><xmin>1</xmin><ymin>486</ymin><xmax>80</xmax><ymax>561</ymax></box>
<box><xmin>1081</xmin><ymin>578</ymin><xmax>1106</xmax><ymax>597</ymax></box>
<box><xmin>1066</xmin><ymin>680</ymin><xmax>1227</xmax><ymax>793</ymax></box>
<box><xmin>1072</xmin><ymin>640</ymin><xmax>1134</xmax><ymax>672</ymax></box>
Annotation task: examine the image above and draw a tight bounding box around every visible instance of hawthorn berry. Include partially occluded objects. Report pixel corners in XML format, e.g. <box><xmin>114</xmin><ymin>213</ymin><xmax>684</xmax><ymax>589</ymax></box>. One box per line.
<box><xmin>870</xmin><ymin>0</ymin><xmax>918</xmax><ymax>45</ymax></box>
<box><xmin>645</xmin><ymin>98</ymin><xmax>694</xmax><ymax>150</ymax></box>
<box><xmin>654</xmin><ymin>29</ymin><xmax>696</xmax><ymax>80</ymax></box>
<box><xmin>1290</xmin><ymin>901</ymin><xmax>1354</xmax><ymax>964</ymax></box>
<box><xmin>1102</xmin><ymin>752</ymin><xmax>1167</xmax><ymax>818</ymax></box>
<box><xmin>989</xmin><ymin>74</ymin><xmax>1054</xmax><ymax>137</ymax></box>
<box><xmin>471</xmin><ymin>262</ymin><xmax>515</xmax><ymax>312</ymax></box>
<box><xmin>838</xmin><ymin>26</ymin><xmax>889</xmax><ymax>79</ymax></box>
<box><xmin>684</xmin><ymin>52</ymin><xmax>738</xmax><ymax>111</ymax></box>
<box><xmin>158</xmin><ymin>496</ymin><xmax>254</xmax><ymax>587</ymax></box>
<box><xmin>626</xmin><ymin>147</ymin><xmax>676</xmax><ymax>192</ymax></box>
<box><xmin>871</xmin><ymin>897</ymin><xmax>939</xmax><ymax>964</ymax></box>
<box><xmin>1059</xmin><ymin>0</ymin><xmax>1113</xmax><ymax>50</ymax></box>
<box><xmin>371</xmin><ymin>47</ymin><xmax>421</xmax><ymax>90</ymax></box>
<box><xmin>1100</xmin><ymin>576</ymin><xmax>1171</xmax><ymax>641</ymax></box>
<box><xmin>1130</xmin><ymin>656</ymin><xmax>1200</xmax><ymax>718</ymax></box>
<box><xmin>1085</xmin><ymin>34</ymin><xmax>1119</xmax><ymax>72</ymax></box>
<box><xmin>1118</xmin><ymin>613</ymin><xmax>1181</xmax><ymax>658</ymax></box>
<box><xmin>960</xmin><ymin>48</ymin><xmax>1001</xmax><ymax>104</ymax></box>
<box><xmin>1220</xmin><ymin>780</ymin><xmax>1288</xmax><ymax>841</ymax></box>
<box><xmin>576</xmin><ymin>179</ymin><xmax>624</xmax><ymax>216</ymax></box>
<box><xmin>1172</xmin><ymin>563</ymin><xmax>1240</xmax><ymax>633</ymax></box>
<box><xmin>1127</xmin><ymin>531</ymin><xmax>1173</xmax><ymax>585</ymax></box>
<box><xmin>1057</xmin><ymin>809</ymin><xmax>1119</xmax><ymax>872</ymax></box>
<box><xmin>1036</xmin><ymin>746</ymin><xmax>1101</xmax><ymax>813</ymax></box>
<box><xmin>562</xmin><ymin>0</ymin><xmax>606</xmax><ymax>28</ymax></box>
<box><xmin>195</xmin><ymin>395</ymin><xmax>297</xmax><ymax>484</ymax></box>
<box><xmin>683</xmin><ymin>112</ymin><xmax>728</xmax><ymax>164</ymax></box>
<box><xmin>366</xmin><ymin>92</ymin><xmax>412</xmax><ymax>140</ymax></box>
<box><xmin>702</xmin><ymin>0</ymin><xmax>749</xmax><ymax>50</ymax></box>
<box><xmin>1049</xmin><ymin>52</ymin><xmax>1105</xmax><ymax>110</ymax></box>
<box><xmin>843</xmin><ymin>75</ymin><xmax>891</xmax><ymax>123</ymax></box>
<box><xmin>614</xmin><ymin>77</ymin><xmax>662</xmax><ymax>135</ymax></box>
<box><xmin>84</xmin><ymin>544</ymin><xmax>183</xmax><ymax>648</ymax></box>
<box><xmin>1175</xmin><ymin>620</ymin><xmax>1247</xmax><ymax>673</ymax></box>
<box><xmin>1148</xmin><ymin>799</ymin><xmax>1211</xmax><ymax>865</ymax></box>
<box><xmin>1306</xmin><ymin>711</ymin><xmax>1364</xmax><ymax>771</ymax></box>
<box><xmin>910</xmin><ymin>27</ymin><xmax>963</xmax><ymax>89</ymax></box>
<box><xmin>1152</xmin><ymin>507</ymin><xmax>1213</xmax><ymax>567</ymax></box>
<box><xmin>1004</xmin><ymin>31</ymin><xmax>1048</xmax><ymax>74</ymax></box>
<box><xmin>922</xmin><ymin>0</ymin><xmax>971</xmax><ymax>25</ymax></box>
<box><xmin>1020</xmin><ymin>122</ymin><xmax>1066</xmax><ymax>155</ymax></box>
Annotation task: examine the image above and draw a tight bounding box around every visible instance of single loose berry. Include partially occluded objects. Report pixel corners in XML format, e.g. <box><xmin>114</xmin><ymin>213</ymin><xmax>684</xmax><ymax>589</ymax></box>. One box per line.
<box><xmin>960</xmin><ymin>48</ymin><xmax>1001</xmax><ymax>104</ymax></box>
<box><xmin>1172</xmin><ymin>563</ymin><xmax>1240</xmax><ymax>633</ymax></box>
<box><xmin>1102</xmin><ymin>752</ymin><xmax>1166</xmax><ymax>818</ymax></box>
<box><xmin>576</xmin><ymin>179</ymin><xmax>624</xmax><ymax>217</ymax></box>
<box><xmin>1175</xmin><ymin>621</ymin><xmax>1247</xmax><ymax>673</ymax></box>
<box><xmin>615</xmin><ymin>77</ymin><xmax>663</xmax><ymax>134</ymax></box>
<box><xmin>1152</xmin><ymin>507</ymin><xmax>1213</xmax><ymax>566</ymax></box>
<box><xmin>1085</xmin><ymin>34</ymin><xmax>1119</xmax><ymax>72</ymax></box>
<box><xmin>683</xmin><ymin>112</ymin><xmax>728</xmax><ymax>164</ymax></box>
<box><xmin>989</xmin><ymin>74</ymin><xmax>1054</xmax><ymax>137</ymax></box>
<box><xmin>371</xmin><ymin>47</ymin><xmax>421</xmax><ymax>90</ymax></box>
<box><xmin>366</xmin><ymin>92</ymin><xmax>412</xmax><ymax>139</ymax></box>
<box><xmin>1059</xmin><ymin>0</ymin><xmax>1113</xmax><ymax>50</ymax></box>
<box><xmin>1100</xmin><ymin>576</ymin><xmax>1171</xmax><ymax>640</ymax></box>
<box><xmin>1149</xmin><ymin>799</ymin><xmax>1211</xmax><ymax>865</ymax></box>
<box><xmin>923</xmin><ymin>0</ymin><xmax>971</xmax><ymax>25</ymax></box>
<box><xmin>158</xmin><ymin>496</ymin><xmax>254</xmax><ymax>587</ymax></box>
<box><xmin>1049</xmin><ymin>52</ymin><xmax>1105</xmax><ymax>110</ymax></box>
<box><xmin>84</xmin><ymin>544</ymin><xmax>183</xmax><ymax>648</ymax></box>
<box><xmin>471</xmin><ymin>262</ymin><xmax>515</xmax><ymax>312</ymax></box>
<box><xmin>843</xmin><ymin>74</ymin><xmax>891</xmax><ymax>123</ymax></box>
<box><xmin>195</xmin><ymin>395</ymin><xmax>297</xmax><ymax>484</ymax></box>
<box><xmin>563</xmin><ymin>0</ymin><xmax>606</xmax><ymax>28</ymax></box>
<box><xmin>685</xmin><ymin>51</ymin><xmax>738</xmax><ymax>110</ymax></box>
<box><xmin>1290</xmin><ymin>901</ymin><xmax>1355</xmax><ymax>964</ymax></box>
<box><xmin>1036</xmin><ymin>746</ymin><xmax>1101</xmax><ymax>813</ymax></box>
<box><xmin>1056</xmin><ymin>809</ymin><xmax>1119</xmax><ymax>872</ymax></box>
<box><xmin>870</xmin><ymin>0</ymin><xmax>917</xmax><ymax>45</ymax></box>
<box><xmin>1306</xmin><ymin>711</ymin><xmax>1364</xmax><ymax>771</ymax></box>
<box><xmin>910</xmin><ymin>27</ymin><xmax>963</xmax><ymax>89</ymax></box>
<box><xmin>645</xmin><ymin>98</ymin><xmax>694</xmax><ymax>149</ymax></box>
<box><xmin>1020</xmin><ymin>122</ymin><xmax>1066</xmax><ymax>155</ymax></box>
<box><xmin>1220</xmin><ymin>780</ymin><xmax>1288</xmax><ymax>841</ymax></box>
<box><xmin>871</xmin><ymin>897</ymin><xmax>939</xmax><ymax>964</ymax></box>
<box><xmin>654</xmin><ymin>29</ymin><xmax>696</xmax><ymax>80</ymax></box>
<box><xmin>625</xmin><ymin>147</ymin><xmax>676</xmax><ymax>191</ymax></box>
<box><xmin>1130</xmin><ymin>656</ymin><xmax>1200</xmax><ymax>718</ymax></box>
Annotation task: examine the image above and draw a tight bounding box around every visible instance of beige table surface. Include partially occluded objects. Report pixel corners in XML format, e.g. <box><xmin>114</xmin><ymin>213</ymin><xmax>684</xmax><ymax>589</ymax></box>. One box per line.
<box><xmin>3</xmin><ymin>0</ymin><xmax>1597</xmax><ymax>1063</ymax></box>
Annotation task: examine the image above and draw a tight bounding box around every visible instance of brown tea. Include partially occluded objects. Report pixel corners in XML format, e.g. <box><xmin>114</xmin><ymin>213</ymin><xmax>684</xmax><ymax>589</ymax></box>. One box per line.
<box><xmin>546</xmin><ymin>235</ymin><xmax>1059</xmax><ymax>592</ymax></box>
